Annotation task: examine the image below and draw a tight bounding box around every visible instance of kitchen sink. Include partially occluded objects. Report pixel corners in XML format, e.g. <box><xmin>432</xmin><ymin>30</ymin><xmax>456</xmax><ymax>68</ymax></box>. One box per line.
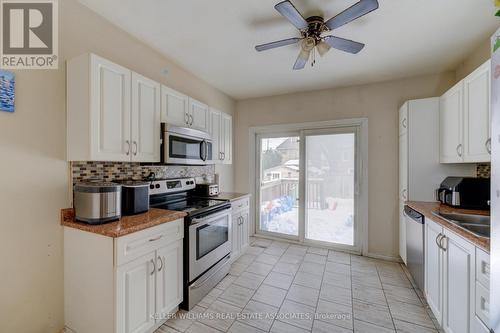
<box><xmin>432</xmin><ymin>211</ymin><xmax>490</xmax><ymax>238</ymax></box>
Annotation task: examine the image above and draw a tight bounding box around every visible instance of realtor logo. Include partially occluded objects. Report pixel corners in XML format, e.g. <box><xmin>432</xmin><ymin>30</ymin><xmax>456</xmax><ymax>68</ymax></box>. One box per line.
<box><xmin>0</xmin><ymin>0</ymin><xmax>58</xmax><ymax>69</ymax></box>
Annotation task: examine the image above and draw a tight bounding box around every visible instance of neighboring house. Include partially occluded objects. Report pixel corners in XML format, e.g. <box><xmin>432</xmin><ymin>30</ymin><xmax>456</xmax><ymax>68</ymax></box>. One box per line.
<box><xmin>276</xmin><ymin>137</ymin><xmax>299</xmax><ymax>161</ymax></box>
<box><xmin>263</xmin><ymin>159</ymin><xmax>299</xmax><ymax>182</ymax></box>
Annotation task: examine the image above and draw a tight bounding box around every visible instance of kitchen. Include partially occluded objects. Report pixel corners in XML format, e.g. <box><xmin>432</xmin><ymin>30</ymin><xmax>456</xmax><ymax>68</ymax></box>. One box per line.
<box><xmin>0</xmin><ymin>1</ymin><xmax>499</xmax><ymax>333</ymax></box>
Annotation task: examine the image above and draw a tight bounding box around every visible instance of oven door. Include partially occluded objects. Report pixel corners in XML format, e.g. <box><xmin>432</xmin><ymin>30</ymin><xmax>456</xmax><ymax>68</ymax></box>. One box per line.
<box><xmin>189</xmin><ymin>208</ymin><xmax>231</xmax><ymax>282</ymax></box>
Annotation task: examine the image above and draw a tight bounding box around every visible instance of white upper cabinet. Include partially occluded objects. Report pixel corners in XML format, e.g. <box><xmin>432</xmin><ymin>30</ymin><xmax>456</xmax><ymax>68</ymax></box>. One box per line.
<box><xmin>440</xmin><ymin>59</ymin><xmax>491</xmax><ymax>164</ymax></box>
<box><xmin>463</xmin><ymin>60</ymin><xmax>491</xmax><ymax>162</ymax></box>
<box><xmin>221</xmin><ymin>113</ymin><xmax>233</xmax><ymax>164</ymax></box>
<box><xmin>209</xmin><ymin>108</ymin><xmax>232</xmax><ymax>164</ymax></box>
<box><xmin>209</xmin><ymin>108</ymin><xmax>222</xmax><ymax>161</ymax></box>
<box><xmin>131</xmin><ymin>73</ymin><xmax>161</xmax><ymax>162</ymax></box>
<box><xmin>67</xmin><ymin>53</ymin><xmax>160</xmax><ymax>162</ymax></box>
<box><xmin>440</xmin><ymin>81</ymin><xmax>464</xmax><ymax>163</ymax></box>
<box><xmin>160</xmin><ymin>85</ymin><xmax>189</xmax><ymax>127</ymax></box>
<box><xmin>189</xmin><ymin>98</ymin><xmax>209</xmax><ymax>132</ymax></box>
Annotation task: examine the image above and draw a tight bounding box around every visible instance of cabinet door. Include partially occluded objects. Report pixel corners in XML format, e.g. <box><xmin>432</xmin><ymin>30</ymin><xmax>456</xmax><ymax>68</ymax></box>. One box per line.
<box><xmin>425</xmin><ymin>218</ymin><xmax>443</xmax><ymax>325</ymax></box>
<box><xmin>189</xmin><ymin>98</ymin><xmax>209</xmax><ymax>132</ymax></box>
<box><xmin>116</xmin><ymin>252</ymin><xmax>156</xmax><ymax>333</ymax></box>
<box><xmin>221</xmin><ymin>113</ymin><xmax>233</xmax><ymax>164</ymax></box>
<box><xmin>161</xmin><ymin>85</ymin><xmax>189</xmax><ymax>126</ymax></box>
<box><xmin>156</xmin><ymin>240</ymin><xmax>183</xmax><ymax>320</ymax></box>
<box><xmin>232</xmin><ymin>213</ymin><xmax>241</xmax><ymax>258</ymax></box>
<box><xmin>399</xmin><ymin>102</ymin><xmax>408</xmax><ymax>136</ymax></box>
<box><xmin>209</xmin><ymin>109</ymin><xmax>222</xmax><ymax>163</ymax></box>
<box><xmin>90</xmin><ymin>55</ymin><xmax>131</xmax><ymax>161</ymax></box>
<box><xmin>442</xmin><ymin>230</ymin><xmax>475</xmax><ymax>333</ymax></box>
<box><xmin>399</xmin><ymin>133</ymin><xmax>408</xmax><ymax>263</ymax></box>
<box><xmin>131</xmin><ymin>73</ymin><xmax>161</xmax><ymax>162</ymax></box>
<box><xmin>440</xmin><ymin>82</ymin><xmax>464</xmax><ymax>163</ymax></box>
<box><xmin>239</xmin><ymin>211</ymin><xmax>249</xmax><ymax>250</ymax></box>
<box><xmin>463</xmin><ymin>60</ymin><xmax>491</xmax><ymax>163</ymax></box>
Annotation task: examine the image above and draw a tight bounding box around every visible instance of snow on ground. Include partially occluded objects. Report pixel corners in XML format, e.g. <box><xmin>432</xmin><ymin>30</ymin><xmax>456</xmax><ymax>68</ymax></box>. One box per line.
<box><xmin>261</xmin><ymin>199</ymin><xmax>354</xmax><ymax>246</ymax></box>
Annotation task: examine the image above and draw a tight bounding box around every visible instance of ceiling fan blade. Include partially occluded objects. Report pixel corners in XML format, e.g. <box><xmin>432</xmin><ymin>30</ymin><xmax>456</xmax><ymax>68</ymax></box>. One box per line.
<box><xmin>325</xmin><ymin>0</ymin><xmax>379</xmax><ymax>30</ymax></box>
<box><xmin>275</xmin><ymin>0</ymin><xmax>308</xmax><ymax>30</ymax></box>
<box><xmin>255</xmin><ymin>37</ymin><xmax>302</xmax><ymax>52</ymax></box>
<box><xmin>293</xmin><ymin>48</ymin><xmax>310</xmax><ymax>70</ymax></box>
<box><xmin>324</xmin><ymin>36</ymin><xmax>365</xmax><ymax>54</ymax></box>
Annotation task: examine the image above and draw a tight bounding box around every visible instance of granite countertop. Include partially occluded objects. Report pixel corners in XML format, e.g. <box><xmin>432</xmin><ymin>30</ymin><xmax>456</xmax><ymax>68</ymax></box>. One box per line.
<box><xmin>405</xmin><ymin>201</ymin><xmax>490</xmax><ymax>252</ymax></box>
<box><xmin>213</xmin><ymin>192</ymin><xmax>251</xmax><ymax>201</ymax></box>
<box><xmin>61</xmin><ymin>208</ymin><xmax>187</xmax><ymax>238</ymax></box>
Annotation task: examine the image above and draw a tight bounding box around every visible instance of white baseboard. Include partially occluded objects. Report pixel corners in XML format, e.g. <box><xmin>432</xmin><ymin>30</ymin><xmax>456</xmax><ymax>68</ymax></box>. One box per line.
<box><xmin>366</xmin><ymin>252</ymin><xmax>403</xmax><ymax>263</ymax></box>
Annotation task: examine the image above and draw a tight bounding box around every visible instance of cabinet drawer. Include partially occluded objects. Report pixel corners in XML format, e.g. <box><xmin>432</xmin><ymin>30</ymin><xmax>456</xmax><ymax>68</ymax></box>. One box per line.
<box><xmin>475</xmin><ymin>281</ymin><xmax>490</xmax><ymax>328</ymax></box>
<box><xmin>232</xmin><ymin>197</ymin><xmax>249</xmax><ymax>213</ymax></box>
<box><xmin>115</xmin><ymin>219</ymin><xmax>183</xmax><ymax>266</ymax></box>
<box><xmin>476</xmin><ymin>248</ymin><xmax>490</xmax><ymax>288</ymax></box>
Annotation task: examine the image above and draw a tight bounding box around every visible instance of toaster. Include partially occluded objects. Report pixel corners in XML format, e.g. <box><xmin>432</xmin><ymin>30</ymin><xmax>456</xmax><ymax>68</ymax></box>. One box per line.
<box><xmin>194</xmin><ymin>183</ymin><xmax>219</xmax><ymax>197</ymax></box>
<box><xmin>436</xmin><ymin>177</ymin><xmax>490</xmax><ymax>210</ymax></box>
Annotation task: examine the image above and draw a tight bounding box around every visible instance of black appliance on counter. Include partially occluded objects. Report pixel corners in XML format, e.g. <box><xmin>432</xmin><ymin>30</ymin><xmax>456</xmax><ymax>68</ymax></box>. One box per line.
<box><xmin>120</xmin><ymin>181</ymin><xmax>150</xmax><ymax>215</ymax></box>
<box><xmin>436</xmin><ymin>177</ymin><xmax>490</xmax><ymax>210</ymax></box>
<box><xmin>194</xmin><ymin>183</ymin><xmax>220</xmax><ymax>197</ymax></box>
<box><xmin>149</xmin><ymin>177</ymin><xmax>232</xmax><ymax>310</ymax></box>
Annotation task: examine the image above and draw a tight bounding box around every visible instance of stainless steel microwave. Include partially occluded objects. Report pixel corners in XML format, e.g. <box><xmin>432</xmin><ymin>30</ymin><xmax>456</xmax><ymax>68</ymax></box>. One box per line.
<box><xmin>161</xmin><ymin>123</ymin><xmax>214</xmax><ymax>165</ymax></box>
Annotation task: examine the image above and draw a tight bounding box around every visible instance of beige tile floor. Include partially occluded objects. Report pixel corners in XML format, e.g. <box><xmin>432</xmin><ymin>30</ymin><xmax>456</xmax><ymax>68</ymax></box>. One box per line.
<box><xmin>156</xmin><ymin>238</ymin><xmax>442</xmax><ymax>333</ymax></box>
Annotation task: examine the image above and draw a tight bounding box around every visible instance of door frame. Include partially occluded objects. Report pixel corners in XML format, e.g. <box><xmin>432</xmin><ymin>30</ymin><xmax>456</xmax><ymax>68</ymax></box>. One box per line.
<box><xmin>249</xmin><ymin>118</ymin><xmax>369</xmax><ymax>255</ymax></box>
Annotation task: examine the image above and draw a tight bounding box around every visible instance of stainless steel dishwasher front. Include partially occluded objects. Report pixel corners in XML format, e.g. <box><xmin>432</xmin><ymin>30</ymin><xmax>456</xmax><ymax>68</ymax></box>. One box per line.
<box><xmin>404</xmin><ymin>205</ymin><xmax>425</xmax><ymax>291</ymax></box>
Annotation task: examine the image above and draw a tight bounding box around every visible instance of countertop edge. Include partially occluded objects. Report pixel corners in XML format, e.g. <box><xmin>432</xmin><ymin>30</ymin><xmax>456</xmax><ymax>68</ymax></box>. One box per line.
<box><xmin>405</xmin><ymin>201</ymin><xmax>490</xmax><ymax>253</ymax></box>
<box><xmin>61</xmin><ymin>208</ymin><xmax>187</xmax><ymax>238</ymax></box>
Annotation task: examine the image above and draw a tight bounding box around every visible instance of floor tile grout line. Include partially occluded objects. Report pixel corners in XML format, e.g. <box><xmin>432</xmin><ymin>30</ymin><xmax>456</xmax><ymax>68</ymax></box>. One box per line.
<box><xmin>375</xmin><ymin>261</ymin><xmax>398</xmax><ymax>332</ymax></box>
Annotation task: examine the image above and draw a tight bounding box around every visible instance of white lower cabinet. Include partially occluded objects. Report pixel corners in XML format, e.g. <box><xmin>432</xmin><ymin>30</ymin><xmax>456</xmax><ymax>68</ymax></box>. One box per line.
<box><xmin>230</xmin><ymin>197</ymin><xmax>250</xmax><ymax>260</ymax></box>
<box><xmin>116</xmin><ymin>252</ymin><xmax>157</xmax><ymax>333</ymax></box>
<box><xmin>64</xmin><ymin>220</ymin><xmax>184</xmax><ymax>333</ymax></box>
<box><xmin>442</xmin><ymin>229</ymin><xmax>475</xmax><ymax>333</ymax></box>
<box><xmin>424</xmin><ymin>218</ymin><xmax>490</xmax><ymax>333</ymax></box>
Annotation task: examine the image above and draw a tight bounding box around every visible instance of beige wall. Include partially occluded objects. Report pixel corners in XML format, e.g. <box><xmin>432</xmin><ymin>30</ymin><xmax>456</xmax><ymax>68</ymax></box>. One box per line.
<box><xmin>0</xmin><ymin>0</ymin><xmax>234</xmax><ymax>332</ymax></box>
<box><xmin>234</xmin><ymin>72</ymin><xmax>456</xmax><ymax>258</ymax></box>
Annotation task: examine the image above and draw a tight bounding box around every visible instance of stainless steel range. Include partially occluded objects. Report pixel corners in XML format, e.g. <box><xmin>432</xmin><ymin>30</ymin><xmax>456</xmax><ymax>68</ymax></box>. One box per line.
<box><xmin>149</xmin><ymin>177</ymin><xmax>232</xmax><ymax>310</ymax></box>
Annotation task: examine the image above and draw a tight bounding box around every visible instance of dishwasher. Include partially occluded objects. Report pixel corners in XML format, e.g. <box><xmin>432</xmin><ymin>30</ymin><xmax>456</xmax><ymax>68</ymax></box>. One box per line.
<box><xmin>404</xmin><ymin>205</ymin><xmax>425</xmax><ymax>291</ymax></box>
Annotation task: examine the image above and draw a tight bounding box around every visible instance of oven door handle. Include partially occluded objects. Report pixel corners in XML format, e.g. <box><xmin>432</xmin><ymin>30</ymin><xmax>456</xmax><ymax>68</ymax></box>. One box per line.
<box><xmin>191</xmin><ymin>209</ymin><xmax>231</xmax><ymax>226</ymax></box>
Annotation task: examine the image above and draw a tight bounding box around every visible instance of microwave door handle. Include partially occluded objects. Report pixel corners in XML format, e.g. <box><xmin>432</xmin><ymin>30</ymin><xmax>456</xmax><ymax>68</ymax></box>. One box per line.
<box><xmin>200</xmin><ymin>140</ymin><xmax>207</xmax><ymax>161</ymax></box>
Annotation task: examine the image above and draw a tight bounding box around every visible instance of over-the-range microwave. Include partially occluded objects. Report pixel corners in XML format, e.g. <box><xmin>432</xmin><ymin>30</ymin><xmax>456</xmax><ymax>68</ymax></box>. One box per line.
<box><xmin>161</xmin><ymin>123</ymin><xmax>214</xmax><ymax>165</ymax></box>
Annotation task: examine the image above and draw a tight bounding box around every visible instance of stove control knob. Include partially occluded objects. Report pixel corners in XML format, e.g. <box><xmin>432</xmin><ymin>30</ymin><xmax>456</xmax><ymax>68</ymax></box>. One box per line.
<box><xmin>150</xmin><ymin>184</ymin><xmax>154</xmax><ymax>190</ymax></box>
<box><xmin>155</xmin><ymin>184</ymin><xmax>160</xmax><ymax>189</ymax></box>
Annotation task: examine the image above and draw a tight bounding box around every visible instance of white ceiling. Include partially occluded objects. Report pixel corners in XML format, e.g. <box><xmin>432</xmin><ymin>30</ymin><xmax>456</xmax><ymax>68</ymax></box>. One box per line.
<box><xmin>78</xmin><ymin>0</ymin><xmax>498</xmax><ymax>100</ymax></box>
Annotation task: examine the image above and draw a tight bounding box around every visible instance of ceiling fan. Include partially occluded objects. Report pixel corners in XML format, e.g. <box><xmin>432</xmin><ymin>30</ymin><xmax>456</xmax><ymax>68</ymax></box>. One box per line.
<box><xmin>255</xmin><ymin>0</ymin><xmax>379</xmax><ymax>70</ymax></box>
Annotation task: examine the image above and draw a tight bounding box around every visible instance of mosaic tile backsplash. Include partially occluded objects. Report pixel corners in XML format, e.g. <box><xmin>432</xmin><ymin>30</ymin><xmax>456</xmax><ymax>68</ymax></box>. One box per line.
<box><xmin>71</xmin><ymin>162</ymin><xmax>215</xmax><ymax>185</ymax></box>
<box><xmin>476</xmin><ymin>163</ymin><xmax>491</xmax><ymax>178</ymax></box>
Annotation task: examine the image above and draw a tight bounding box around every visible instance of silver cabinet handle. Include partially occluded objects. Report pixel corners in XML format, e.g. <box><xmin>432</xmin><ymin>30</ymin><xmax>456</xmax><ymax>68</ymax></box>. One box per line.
<box><xmin>482</xmin><ymin>261</ymin><xmax>490</xmax><ymax>275</ymax></box>
<box><xmin>125</xmin><ymin>140</ymin><xmax>131</xmax><ymax>156</ymax></box>
<box><xmin>440</xmin><ymin>235</ymin><xmax>447</xmax><ymax>252</ymax></box>
<box><xmin>402</xmin><ymin>189</ymin><xmax>407</xmax><ymax>200</ymax></box>
<box><xmin>486</xmin><ymin>138</ymin><xmax>491</xmax><ymax>154</ymax></box>
<box><xmin>189</xmin><ymin>114</ymin><xmax>194</xmax><ymax>126</ymax></box>
<box><xmin>222</xmin><ymin>152</ymin><xmax>226</xmax><ymax>160</ymax></box>
<box><xmin>436</xmin><ymin>233</ymin><xmax>443</xmax><ymax>250</ymax></box>
<box><xmin>402</xmin><ymin>118</ymin><xmax>407</xmax><ymax>129</ymax></box>
<box><xmin>149</xmin><ymin>235</ymin><xmax>163</xmax><ymax>242</ymax></box>
<box><xmin>133</xmin><ymin>141</ymin><xmax>138</xmax><ymax>156</ymax></box>
<box><xmin>185</xmin><ymin>112</ymin><xmax>189</xmax><ymax>125</ymax></box>
<box><xmin>157</xmin><ymin>256</ymin><xmax>163</xmax><ymax>272</ymax></box>
<box><xmin>456</xmin><ymin>144</ymin><xmax>463</xmax><ymax>157</ymax></box>
<box><xmin>150</xmin><ymin>259</ymin><xmax>156</xmax><ymax>275</ymax></box>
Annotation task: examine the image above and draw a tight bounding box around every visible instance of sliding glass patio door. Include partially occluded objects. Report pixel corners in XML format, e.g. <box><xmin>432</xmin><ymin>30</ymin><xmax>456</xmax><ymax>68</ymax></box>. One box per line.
<box><xmin>303</xmin><ymin>128</ymin><xmax>357</xmax><ymax>249</ymax></box>
<box><xmin>257</xmin><ymin>134</ymin><xmax>301</xmax><ymax>240</ymax></box>
<box><xmin>256</xmin><ymin>126</ymin><xmax>361</xmax><ymax>251</ymax></box>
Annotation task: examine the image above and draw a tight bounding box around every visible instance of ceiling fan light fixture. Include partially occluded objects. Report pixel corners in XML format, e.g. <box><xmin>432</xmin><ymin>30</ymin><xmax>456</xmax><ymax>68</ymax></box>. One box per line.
<box><xmin>316</xmin><ymin>41</ymin><xmax>330</xmax><ymax>56</ymax></box>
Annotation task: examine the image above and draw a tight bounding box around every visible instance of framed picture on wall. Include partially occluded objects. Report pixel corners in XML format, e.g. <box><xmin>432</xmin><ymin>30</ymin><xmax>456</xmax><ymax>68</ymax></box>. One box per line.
<box><xmin>0</xmin><ymin>70</ymin><xmax>15</xmax><ymax>113</ymax></box>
